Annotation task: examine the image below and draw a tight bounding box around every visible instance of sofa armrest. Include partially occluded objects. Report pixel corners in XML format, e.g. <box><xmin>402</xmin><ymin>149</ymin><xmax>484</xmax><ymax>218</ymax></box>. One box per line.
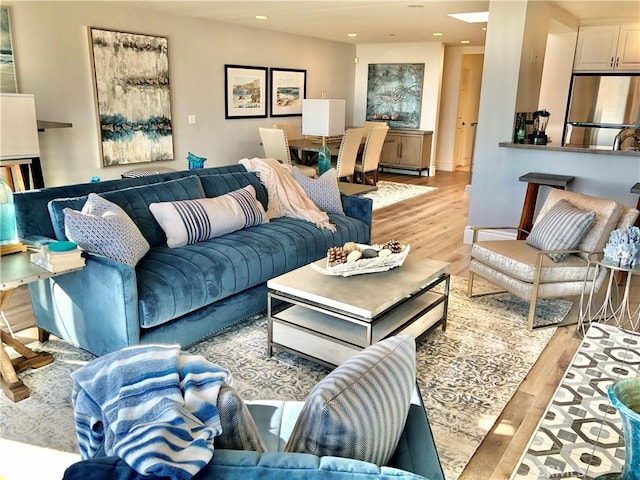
<box><xmin>341</xmin><ymin>194</ymin><xmax>373</xmax><ymax>228</ymax></box>
<box><xmin>29</xmin><ymin>252</ymin><xmax>140</xmax><ymax>356</ymax></box>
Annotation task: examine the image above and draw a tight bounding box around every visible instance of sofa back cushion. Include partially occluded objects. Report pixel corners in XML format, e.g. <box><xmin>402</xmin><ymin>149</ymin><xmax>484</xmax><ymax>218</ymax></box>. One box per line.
<box><xmin>198</xmin><ymin>172</ymin><xmax>268</xmax><ymax>210</ymax></box>
<box><xmin>49</xmin><ymin>176</ymin><xmax>206</xmax><ymax>246</ymax></box>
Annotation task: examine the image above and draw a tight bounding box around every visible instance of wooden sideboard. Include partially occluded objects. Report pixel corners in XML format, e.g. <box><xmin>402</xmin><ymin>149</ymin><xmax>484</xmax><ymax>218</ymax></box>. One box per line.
<box><xmin>379</xmin><ymin>128</ymin><xmax>433</xmax><ymax>176</ymax></box>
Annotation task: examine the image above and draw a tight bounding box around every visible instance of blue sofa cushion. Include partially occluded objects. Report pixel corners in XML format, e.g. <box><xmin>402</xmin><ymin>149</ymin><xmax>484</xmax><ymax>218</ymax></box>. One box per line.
<box><xmin>199</xmin><ymin>172</ymin><xmax>269</xmax><ymax>211</ymax></box>
<box><xmin>136</xmin><ymin>214</ymin><xmax>369</xmax><ymax>329</ymax></box>
<box><xmin>285</xmin><ymin>335</ymin><xmax>416</xmax><ymax>466</ymax></box>
<box><xmin>49</xmin><ymin>176</ymin><xmax>206</xmax><ymax>246</ymax></box>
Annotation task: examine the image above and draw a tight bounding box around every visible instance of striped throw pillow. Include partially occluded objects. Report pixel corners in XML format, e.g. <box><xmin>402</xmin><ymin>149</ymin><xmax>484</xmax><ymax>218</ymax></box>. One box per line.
<box><xmin>526</xmin><ymin>199</ymin><xmax>596</xmax><ymax>262</ymax></box>
<box><xmin>214</xmin><ymin>383</ymin><xmax>266</xmax><ymax>452</ymax></box>
<box><xmin>284</xmin><ymin>334</ymin><xmax>416</xmax><ymax>466</ymax></box>
<box><xmin>149</xmin><ymin>185</ymin><xmax>268</xmax><ymax>248</ymax></box>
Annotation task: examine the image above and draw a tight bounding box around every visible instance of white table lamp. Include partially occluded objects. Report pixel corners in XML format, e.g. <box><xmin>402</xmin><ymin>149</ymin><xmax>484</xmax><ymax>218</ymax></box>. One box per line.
<box><xmin>302</xmin><ymin>99</ymin><xmax>345</xmax><ymax>175</ymax></box>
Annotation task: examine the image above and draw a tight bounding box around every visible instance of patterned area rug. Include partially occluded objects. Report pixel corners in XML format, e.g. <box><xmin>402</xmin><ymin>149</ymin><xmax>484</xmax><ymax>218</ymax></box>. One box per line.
<box><xmin>512</xmin><ymin>323</ymin><xmax>640</xmax><ymax>480</ymax></box>
<box><xmin>0</xmin><ymin>276</ymin><xmax>570</xmax><ymax>479</ymax></box>
<box><xmin>363</xmin><ymin>181</ymin><xmax>437</xmax><ymax>210</ymax></box>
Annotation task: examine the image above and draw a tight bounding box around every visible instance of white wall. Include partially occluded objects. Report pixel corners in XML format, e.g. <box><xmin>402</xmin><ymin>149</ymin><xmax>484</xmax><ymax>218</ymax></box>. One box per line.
<box><xmin>437</xmin><ymin>45</ymin><xmax>484</xmax><ymax>172</ymax></box>
<box><xmin>468</xmin><ymin>0</ymin><xmax>639</xmax><ymax>237</ymax></box>
<box><xmin>7</xmin><ymin>2</ymin><xmax>356</xmax><ymax>186</ymax></box>
<box><xmin>353</xmin><ymin>42</ymin><xmax>445</xmax><ymax>173</ymax></box>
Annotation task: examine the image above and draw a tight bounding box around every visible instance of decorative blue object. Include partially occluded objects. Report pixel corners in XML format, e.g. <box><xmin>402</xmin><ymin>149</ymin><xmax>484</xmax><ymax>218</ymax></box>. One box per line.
<box><xmin>187</xmin><ymin>152</ymin><xmax>206</xmax><ymax>170</ymax></box>
<box><xmin>48</xmin><ymin>241</ymin><xmax>78</xmax><ymax>252</ymax></box>
<box><xmin>603</xmin><ymin>226</ymin><xmax>640</xmax><ymax>268</ymax></box>
<box><xmin>602</xmin><ymin>377</ymin><xmax>640</xmax><ymax>480</ymax></box>
<box><xmin>317</xmin><ymin>143</ymin><xmax>331</xmax><ymax>176</ymax></box>
<box><xmin>90</xmin><ymin>176</ymin><xmax>100</xmax><ymax>183</ymax></box>
<box><xmin>0</xmin><ymin>178</ymin><xmax>17</xmax><ymax>245</ymax></box>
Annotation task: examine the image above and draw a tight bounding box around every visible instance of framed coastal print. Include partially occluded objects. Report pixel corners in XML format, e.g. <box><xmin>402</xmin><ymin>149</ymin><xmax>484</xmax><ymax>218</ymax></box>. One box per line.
<box><xmin>224</xmin><ymin>64</ymin><xmax>268</xmax><ymax>119</ymax></box>
<box><xmin>269</xmin><ymin>68</ymin><xmax>306</xmax><ymax>117</ymax></box>
<box><xmin>89</xmin><ymin>27</ymin><xmax>174</xmax><ymax>167</ymax></box>
<box><xmin>366</xmin><ymin>63</ymin><xmax>425</xmax><ymax>129</ymax></box>
<box><xmin>0</xmin><ymin>7</ymin><xmax>18</xmax><ymax>93</ymax></box>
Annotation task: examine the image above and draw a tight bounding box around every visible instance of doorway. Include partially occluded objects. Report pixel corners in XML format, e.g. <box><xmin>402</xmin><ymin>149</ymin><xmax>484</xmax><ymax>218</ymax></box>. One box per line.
<box><xmin>453</xmin><ymin>54</ymin><xmax>484</xmax><ymax>174</ymax></box>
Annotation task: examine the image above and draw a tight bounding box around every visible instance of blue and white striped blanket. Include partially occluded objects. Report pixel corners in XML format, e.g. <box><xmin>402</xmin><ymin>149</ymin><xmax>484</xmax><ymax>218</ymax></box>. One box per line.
<box><xmin>71</xmin><ymin>344</ymin><xmax>231</xmax><ymax>480</ymax></box>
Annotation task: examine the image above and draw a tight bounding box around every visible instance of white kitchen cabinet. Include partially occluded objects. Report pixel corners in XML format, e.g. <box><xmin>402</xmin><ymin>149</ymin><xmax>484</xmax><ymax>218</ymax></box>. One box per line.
<box><xmin>379</xmin><ymin>129</ymin><xmax>433</xmax><ymax>175</ymax></box>
<box><xmin>574</xmin><ymin>24</ymin><xmax>640</xmax><ymax>71</ymax></box>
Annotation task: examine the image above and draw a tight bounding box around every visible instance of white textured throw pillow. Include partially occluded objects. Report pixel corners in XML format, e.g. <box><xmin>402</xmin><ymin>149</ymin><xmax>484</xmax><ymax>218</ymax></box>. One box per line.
<box><xmin>63</xmin><ymin>193</ymin><xmax>150</xmax><ymax>266</ymax></box>
<box><xmin>526</xmin><ymin>199</ymin><xmax>596</xmax><ymax>262</ymax></box>
<box><xmin>292</xmin><ymin>167</ymin><xmax>345</xmax><ymax>215</ymax></box>
<box><xmin>149</xmin><ymin>184</ymin><xmax>268</xmax><ymax>248</ymax></box>
<box><xmin>284</xmin><ymin>334</ymin><xmax>416</xmax><ymax>466</ymax></box>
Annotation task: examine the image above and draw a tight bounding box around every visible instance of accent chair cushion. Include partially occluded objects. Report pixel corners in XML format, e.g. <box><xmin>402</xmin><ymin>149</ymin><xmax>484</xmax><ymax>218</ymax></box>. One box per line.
<box><xmin>149</xmin><ymin>185</ymin><xmax>268</xmax><ymax>248</ymax></box>
<box><xmin>526</xmin><ymin>199</ymin><xmax>596</xmax><ymax>262</ymax></box>
<box><xmin>284</xmin><ymin>334</ymin><xmax>416</xmax><ymax>466</ymax></box>
<box><xmin>533</xmin><ymin>189</ymin><xmax>623</xmax><ymax>261</ymax></box>
<box><xmin>214</xmin><ymin>383</ymin><xmax>266</xmax><ymax>453</ymax></box>
<box><xmin>292</xmin><ymin>167</ymin><xmax>345</xmax><ymax>215</ymax></box>
<box><xmin>63</xmin><ymin>193</ymin><xmax>150</xmax><ymax>266</ymax></box>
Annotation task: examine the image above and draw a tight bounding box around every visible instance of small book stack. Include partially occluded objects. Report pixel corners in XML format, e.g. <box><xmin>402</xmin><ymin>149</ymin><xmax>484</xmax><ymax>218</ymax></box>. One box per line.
<box><xmin>31</xmin><ymin>245</ymin><xmax>85</xmax><ymax>273</ymax></box>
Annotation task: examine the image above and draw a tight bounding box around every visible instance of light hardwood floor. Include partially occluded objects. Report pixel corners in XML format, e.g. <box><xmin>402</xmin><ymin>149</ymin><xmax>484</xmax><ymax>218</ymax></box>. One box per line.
<box><xmin>2</xmin><ymin>169</ymin><xmax>629</xmax><ymax>479</ymax></box>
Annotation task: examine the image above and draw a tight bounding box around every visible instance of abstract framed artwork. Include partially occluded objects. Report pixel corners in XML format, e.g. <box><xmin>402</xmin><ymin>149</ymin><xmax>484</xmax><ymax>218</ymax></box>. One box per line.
<box><xmin>89</xmin><ymin>27</ymin><xmax>174</xmax><ymax>167</ymax></box>
<box><xmin>366</xmin><ymin>63</ymin><xmax>425</xmax><ymax>129</ymax></box>
<box><xmin>269</xmin><ymin>68</ymin><xmax>306</xmax><ymax>117</ymax></box>
<box><xmin>0</xmin><ymin>6</ymin><xmax>18</xmax><ymax>93</ymax></box>
<box><xmin>224</xmin><ymin>65</ymin><xmax>268</xmax><ymax>119</ymax></box>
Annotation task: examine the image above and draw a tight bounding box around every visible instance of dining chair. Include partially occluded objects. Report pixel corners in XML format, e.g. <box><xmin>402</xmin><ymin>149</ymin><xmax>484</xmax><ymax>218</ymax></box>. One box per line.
<box><xmin>335</xmin><ymin>127</ymin><xmax>364</xmax><ymax>182</ymax></box>
<box><xmin>258</xmin><ymin>127</ymin><xmax>316</xmax><ymax>177</ymax></box>
<box><xmin>355</xmin><ymin>125</ymin><xmax>389</xmax><ymax>186</ymax></box>
<box><xmin>361</xmin><ymin>120</ymin><xmax>388</xmax><ymax>140</ymax></box>
<box><xmin>272</xmin><ymin>121</ymin><xmax>303</xmax><ymax>141</ymax></box>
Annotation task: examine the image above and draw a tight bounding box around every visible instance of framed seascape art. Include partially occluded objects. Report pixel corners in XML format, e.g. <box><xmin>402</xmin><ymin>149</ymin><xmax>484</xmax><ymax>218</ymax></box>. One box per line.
<box><xmin>366</xmin><ymin>63</ymin><xmax>425</xmax><ymax>129</ymax></box>
<box><xmin>0</xmin><ymin>7</ymin><xmax>17</xmax><ymax>93</ymax></box>
<box><xmin>89</xmin><ymin>28</ymin><xmax>174</xmax><ymax>167</ymax></box>
<box><xmin>270</xmin><ymin>68</ymin><xmax>306</xmax><ymax>117</ymax></box>
<box><xmin>224</xmin><ymin>65</ymin><xmax>268</xmax><ymax>119</ymax></box>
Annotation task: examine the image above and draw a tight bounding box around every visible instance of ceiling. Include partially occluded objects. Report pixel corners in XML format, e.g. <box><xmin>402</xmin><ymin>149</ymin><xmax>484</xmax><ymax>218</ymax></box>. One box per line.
<box><xmin>128</xmin><ymin>0</ymin><xmax>640</xmax><ymax>46</ymax></box>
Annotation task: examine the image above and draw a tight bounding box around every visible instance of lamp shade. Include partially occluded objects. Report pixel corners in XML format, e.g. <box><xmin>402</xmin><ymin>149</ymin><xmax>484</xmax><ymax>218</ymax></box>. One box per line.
<box><xmin>0</xmin><ymin>93</ymin><xmax>40</xmax><ymax>160</ymax></box>
<box><xmin>302</xmin><ymin>99</ymin><xmax>346</xmax><ymax>137</ymax></box>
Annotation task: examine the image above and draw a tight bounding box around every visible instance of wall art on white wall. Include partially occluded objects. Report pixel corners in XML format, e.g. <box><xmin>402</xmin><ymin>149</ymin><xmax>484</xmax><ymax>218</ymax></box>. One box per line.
<box><xmin>366</xmin><ymin>63</ymin><xmax>425</xmax><ymax>129</ymax></box>
<box><xmin>224</xmin><ymin>64</ymin><xmax>268</xmax><ymax>119</ymax></box>
<box><xmin>270</xmin><ymin>68</ymin><xmax>306</xmax><ymax>117</ymax></box>
<box><xmin>89</xmin><ymin>27</ymin><xmax>174</xmax><ymax>167</ymax></box>
<box><xmin>0</xmin><ymin>7</ymin><xmax>18</xmax><ymax>93</ymax></box>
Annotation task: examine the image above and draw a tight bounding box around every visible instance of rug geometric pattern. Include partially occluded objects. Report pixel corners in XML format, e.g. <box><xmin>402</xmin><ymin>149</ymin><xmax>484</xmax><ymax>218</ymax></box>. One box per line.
<box><xmin>0</xmin><ymin>276</ymin><xmax>570</xmax><ymax>480</ymax></box>
<box><xmin>512</xmin><ymin>323</ymin><xmax>640</xmax><ymax>479</ymax></box>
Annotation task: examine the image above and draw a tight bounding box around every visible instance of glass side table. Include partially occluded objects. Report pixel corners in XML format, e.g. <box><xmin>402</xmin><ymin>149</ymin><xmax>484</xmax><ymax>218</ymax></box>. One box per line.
<box><xmin>578</xmin><ymin>252</ymin><xmax>640</xmax><ymax>337</ymax></box>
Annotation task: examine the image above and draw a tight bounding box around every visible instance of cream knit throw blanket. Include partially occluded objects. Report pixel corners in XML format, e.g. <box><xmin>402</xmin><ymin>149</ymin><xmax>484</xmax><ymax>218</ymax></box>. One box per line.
<box><xmin>239</xmin><ymin>157</ymin><xmax>336</xmax><ymax>232</ymax></box>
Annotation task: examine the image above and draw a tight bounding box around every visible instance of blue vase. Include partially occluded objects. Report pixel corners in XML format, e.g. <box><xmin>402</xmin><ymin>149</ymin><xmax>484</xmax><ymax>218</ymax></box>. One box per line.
<box><xmin>187</xmin><ymin>152</ymin><xmax>206</xmax><ymax>170</ymax></box>
<box><xmin>317</xmin><ymin>143</ymin><xmax>331</xmax><ymax>176</ymax></box>
<box><xmin>601</xmin><ymin>377</ymin><xmax>640</xmax><ymax>480</ymax></box>
<box><xmin>0</xmin><ymin>178</ymin><xmax>17</xmax><ymax>245</ymax></box>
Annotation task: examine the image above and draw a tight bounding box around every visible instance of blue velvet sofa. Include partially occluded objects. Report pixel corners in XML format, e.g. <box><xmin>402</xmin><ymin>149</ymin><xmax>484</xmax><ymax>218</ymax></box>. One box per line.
<box><xmin>13</xmin><ymin>165</ymin><xmax>373</xmax><ymax>356</ymax></box>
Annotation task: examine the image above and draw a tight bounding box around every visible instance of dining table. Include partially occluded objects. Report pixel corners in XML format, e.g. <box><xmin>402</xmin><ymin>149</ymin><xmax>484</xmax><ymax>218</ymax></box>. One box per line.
<box><xmin>288</xmin><ymin>137</ymin><xmax>368</xmax><ymax>166</ymax></box>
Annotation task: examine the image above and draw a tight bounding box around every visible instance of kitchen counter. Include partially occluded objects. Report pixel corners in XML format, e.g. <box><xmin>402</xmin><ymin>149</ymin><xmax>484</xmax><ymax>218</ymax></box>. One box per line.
<box><xmin>499</xmin><ymin>142</ymin><xmax>640</xmax><ymax>157</ymax></box>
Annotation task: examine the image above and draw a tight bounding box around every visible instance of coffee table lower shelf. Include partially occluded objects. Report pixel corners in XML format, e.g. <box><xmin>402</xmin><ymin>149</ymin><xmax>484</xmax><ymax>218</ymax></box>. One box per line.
<box><xmin>267</xmin><ymin>275</ymin><xmax>448</xmax><ymax>367</ymax></box>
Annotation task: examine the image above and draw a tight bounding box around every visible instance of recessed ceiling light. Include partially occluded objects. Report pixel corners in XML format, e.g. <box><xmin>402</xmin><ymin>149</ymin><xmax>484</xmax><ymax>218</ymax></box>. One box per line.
<box><xmin>255</xmin><ymin>15</ymin><xmax>268</xmax><ymax>20</ymax></box>
<box><xmin>448</xmin><ymin>11</ymin><xmax>489</xmax><ymax>23</ymax></box>
<box><xmin>347</xmin><ymin>33</ymin><xmax>358</xmax><ymax>37</ymax></box>
<box><xmin>432</xmin><ymin>32</ymin><xmax>444</xmax><ymax>37</ymax></box>
<box><xmin>460</xmin><ymin>40</ymin><xmax>471</xmax><ymax>44</ymax></box>
<box><xmin>408</xmin><ymin>4</ymin><xmax>424</xmax><ymax>8</ymax></box>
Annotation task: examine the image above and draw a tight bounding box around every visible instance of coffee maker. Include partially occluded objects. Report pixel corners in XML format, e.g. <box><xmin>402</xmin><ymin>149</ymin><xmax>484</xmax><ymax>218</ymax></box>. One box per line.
<box><xmin>531</xmin><ymin>109</ymin><xmax>550</xmax><ymax>145</ymax></box>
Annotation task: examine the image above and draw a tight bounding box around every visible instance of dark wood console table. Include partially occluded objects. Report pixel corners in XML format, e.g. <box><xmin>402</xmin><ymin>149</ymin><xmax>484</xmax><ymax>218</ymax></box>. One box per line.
<box><xmin>518</xmin><ymin>172</ymin><xmax>575</xmax><ymax>240</ymax></box>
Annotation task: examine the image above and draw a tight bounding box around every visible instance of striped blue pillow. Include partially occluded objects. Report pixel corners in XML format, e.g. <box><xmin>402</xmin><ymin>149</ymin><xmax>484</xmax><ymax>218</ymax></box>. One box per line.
<box><xmin>214</xmin><ymin>383</ymin><xmax>266</xmax><ymax>452</ymax></box>
<box><xmin>526</xmin><ymin>199</ymin><xmax>596</xmax><ymax>262</ymax></box>
<box><xmin>284</xmin><ymin>334</ymin><xmax>416</xmax><ymax>466</ymax></box>
<box><xmin>149</xmin><ymin>185</ymin><xmax>268</xmax><ymax>248</ymax></box>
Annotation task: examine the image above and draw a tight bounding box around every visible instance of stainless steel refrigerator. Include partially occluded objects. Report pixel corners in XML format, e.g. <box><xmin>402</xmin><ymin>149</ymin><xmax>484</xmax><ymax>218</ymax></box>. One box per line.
<box><xmin>563</xmin><ymin>73</ymin><xmax>640</xmax><ymax>150</ymax></box>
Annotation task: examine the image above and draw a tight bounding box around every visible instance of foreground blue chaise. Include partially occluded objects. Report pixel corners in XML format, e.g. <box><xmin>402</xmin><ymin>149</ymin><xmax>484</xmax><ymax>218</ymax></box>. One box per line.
<box><xmin>13</xmin><ymin>164</ymin><xmax>373</xmax><ymax>356</ymax></box>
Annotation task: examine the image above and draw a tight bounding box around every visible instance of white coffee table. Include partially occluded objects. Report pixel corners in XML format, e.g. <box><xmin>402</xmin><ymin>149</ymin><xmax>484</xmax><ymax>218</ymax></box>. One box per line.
<box><xmin>267</xmin><ymin>255</ymin><xmax>450</xmax><ymax>367</ymax></box>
